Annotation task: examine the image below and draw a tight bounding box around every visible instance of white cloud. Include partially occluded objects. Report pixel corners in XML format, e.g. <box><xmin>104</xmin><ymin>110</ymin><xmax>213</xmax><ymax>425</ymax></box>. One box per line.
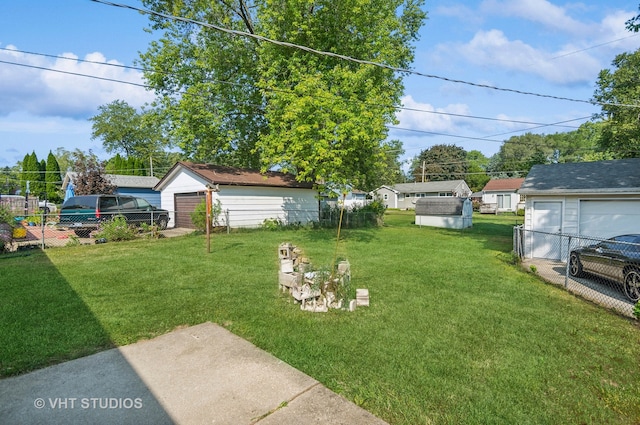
<box><xmin>434</xmin><ymin>4</ymin><xmax>483</xmax><ymax>25</ymax></box>
<box><xmin>480</xmin><ymin>0</ymin><xmax>589</xmax><ymax>35</ymax></box>
<box><xmin>0</xmin><ymin>111</ymin><xmax>106</xmax><ymax>167</ymax></box>
<box><xmin>442</xmin><ymin>29</ymin><xmax>601</xmax><ymax>84</ymax></box>
<box><xmin>396</xmin><ymin>95</ymin><xmax>475</xmax><ymax>134</ymax></box>
<box><xmin>0</xmin><ymin>45</ymin><xmax>154</xmax><ymax>118</ymax></box>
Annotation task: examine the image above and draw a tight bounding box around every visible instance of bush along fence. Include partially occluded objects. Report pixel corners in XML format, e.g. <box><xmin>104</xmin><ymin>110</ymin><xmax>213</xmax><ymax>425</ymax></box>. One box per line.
<box><xmin>514</xmin><ymin>225</ymin><xmax>640</xmax><ymax>318</ymax></box>
<box><xmin>1</xmin><ymin>203</ymin><xmax>388</xmax><ymax>251</ymax></box>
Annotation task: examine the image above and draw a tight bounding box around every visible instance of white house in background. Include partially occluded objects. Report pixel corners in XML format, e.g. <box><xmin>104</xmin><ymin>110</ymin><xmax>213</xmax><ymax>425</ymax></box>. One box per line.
<box><xmin>320</xmin><ymin>189</ymin><xmax>370</xmax><ymax>209</ymax></box>
<box><xmin>153</xmin><ymin>162</ymin><xmax>319</xmax><ymax>229</ymax></box>
<box><xmin>518</xmin><ymin>158</ymin><xmax>640</xmax><ymax>260</ymax></box>
<box><xmin>480</xmin><ymin>178</ymin><xmax>525</xmax><ymax>213</ymax></box>
<box><xmin>374</xmin><ymin>180</ymin><xmax>471</xmax><ymax>210</ymax></box>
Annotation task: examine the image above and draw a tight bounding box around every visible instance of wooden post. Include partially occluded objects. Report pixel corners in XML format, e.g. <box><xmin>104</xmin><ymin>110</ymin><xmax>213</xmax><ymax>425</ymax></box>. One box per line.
<box><xmin>206</xmin><ymin>187</ymin><xmax>212</xmax><ymax>253</ymax></box>
<box><xmin>205</xmin><ymin>184</ymin><xmax>220</xmax><ymax>253</ymax></box>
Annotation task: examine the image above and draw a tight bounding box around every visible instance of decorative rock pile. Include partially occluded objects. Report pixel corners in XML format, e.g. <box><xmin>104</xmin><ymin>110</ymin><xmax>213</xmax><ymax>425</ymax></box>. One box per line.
<box><xmin>278</xmin><ymin>242</ymin><xmax>369</xmax><ymax>312</ymax></box>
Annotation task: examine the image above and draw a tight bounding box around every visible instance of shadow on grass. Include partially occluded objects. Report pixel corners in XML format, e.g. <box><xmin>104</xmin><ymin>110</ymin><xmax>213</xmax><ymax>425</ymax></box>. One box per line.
<box><xmin>0</xmin><ymin>249</ymin><xmax>173</xmax><ymax>423</ymax></box>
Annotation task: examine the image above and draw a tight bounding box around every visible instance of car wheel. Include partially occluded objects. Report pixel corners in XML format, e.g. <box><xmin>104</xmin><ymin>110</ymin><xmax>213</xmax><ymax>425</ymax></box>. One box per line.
<box><xmin>157</xmin><ymin>217</ymin><xmax>168</xmax><ymax>230</ymax></box>
<box><xmin>569</xmin><ymin>253</ymin><xmax>584</xmax><ymax>277</ymax></box>
<box><xmin>623</xmin><ymin>269</ymin><xmax>640</xmax><ymax>303</ymax></box>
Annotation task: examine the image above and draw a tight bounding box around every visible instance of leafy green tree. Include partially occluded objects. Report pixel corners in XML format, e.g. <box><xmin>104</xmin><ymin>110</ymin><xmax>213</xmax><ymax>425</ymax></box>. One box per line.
<box><xmin>411</xmin><ymin>144</ymin><xmax>467</xmax><ymax>182</ymax></box>
<box><xmin>257</xmin><ymin>0</ymin><xmax>426</xmax><ymax>191</ymax></box>
<box><xmin>140</xmin><ymin>0</ymin><xmax>265</xmax><ymax>168</ymax></box>
<box><xmin>20</xmin><ymin>152</ymin><xmax>45</xmax><ymax>198</ymax></box>
<box><xmin>105</xmin><ymin>154</ymin><xmax>148</xmax><ymax>176</ymax></box>
<box><xmin>625</xmin><ymin>6</ymin><xmax>640</xmax><ymax>32</ymax></box>
<box><xmin>465</xmin><ymin>150</ymin><xmax>490</xmax><ymax>192</ymax></box>
<box><xmin>489</xmin><ymin>133</ymin><xmax>552</xmax><ymax>176</ymax></box>
<box><xmin>379</xmin><ymin>139</ymin><xmax>406</xmax><ymax>185</ymax></box>
<box><xmin>0</xmin><ymin>166</ymin><xmax>20</xmax><ymax>194</ymax></box>
<box><xmin>545</xmin><ymin>121</ymin><xmax>608</xmax><ymax>162</ymax></box>
<box><xmin>592</xmin><ymin>49</ymin><xmax>640</xmax><ymax>158</ymax></box>
<box><xmin>45</xmin><ymin>151</ymin><xmax>62</xmax><ymax>203</ymax></box>
<box><xmin>90</xmin><ymin>100</ymin><xmax>144</xmax><ymax>157</ymax></box>
<box><xmin>53</xmin><ymin>148</ymin><xmax>76</xmax><ymax>175</ymax></box>
<box><xmin>90</xmin><ymin>100</ymin><xmax>169</xmax><ymax>173</ymax></box>
<box><xmin>140</xmin><ymin>0</ymin><xmax>427</xmax><ymax>191</ymax></box>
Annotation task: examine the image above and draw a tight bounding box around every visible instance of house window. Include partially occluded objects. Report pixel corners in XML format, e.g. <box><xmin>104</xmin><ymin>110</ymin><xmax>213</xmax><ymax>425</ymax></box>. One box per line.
<box><xmin>438</xmin><ymin>192</ymin><xmax>453</xmax><ymax>197</ymax></box>
<box><xmin>498</xmin><ymin>194</ymin><xmax>511</xmax><ymax>209</ymax></box>
<box><xmin>399</xmin><ymin>193</ymin><xmax>405</xmax><ymax>200</ymax></box>
<box><xmin>383</xmin><ymin>193</ymin><xmax>388</xmax><ymax>201</ymax></box>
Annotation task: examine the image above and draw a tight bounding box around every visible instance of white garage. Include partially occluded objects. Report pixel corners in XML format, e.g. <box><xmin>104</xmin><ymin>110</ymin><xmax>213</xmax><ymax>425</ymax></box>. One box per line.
<box><xmin>519</xmin><ymin>158</ymin><xmax>640</xmax><ymax>260</ymax></box>
<box><xmin>579</xmin><ymin>200</ymin><xmax>640</xmax><ymax>239</ymax></box>
<box><xmin>154</xmin><ymin>162</ymin><xmax>319</xmax><ymax>229</ymax></box>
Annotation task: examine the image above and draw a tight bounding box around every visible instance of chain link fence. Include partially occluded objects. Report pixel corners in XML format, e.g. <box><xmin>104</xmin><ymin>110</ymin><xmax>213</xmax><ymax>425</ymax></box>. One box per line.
<box><xmin>514</xmin><ymin>226</ymin><xmax>639</xmax><ymax>318</ymax></box>
<box><xmin>5</xmin><ymin>207</ymin><xmax>321</xmax><ymax>250</ymax></box>
<box><xmin>5</xmin><ymin>205</ymin><xmax>385</xmax><ymax>250</ymax></box>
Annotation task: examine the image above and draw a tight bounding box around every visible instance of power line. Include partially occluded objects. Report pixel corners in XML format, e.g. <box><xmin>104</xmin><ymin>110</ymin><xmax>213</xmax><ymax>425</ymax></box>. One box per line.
<box><xmin>389</xmin><ymin>127</ymin><xmax>505</xmax><ymax>143</ymax></box>
<box><xmin>399</xmin><ymin>105</ymin><xmax>582</xmax><ymax>129</ymax></box>
<box><xmin>0</xmin><ymin>54</ymin><xmax>600</xmax><ymax>162</ymax></box>
<box><xmin>90</xmin><ymin>0</ymin><xmax>640</xmax><ymax>109</ymax></box>
<box><xmin>0</xmin><ymin>59</ymin><xmax>149</xmax><ymax>89</ymax></box>
<box><xmin>0</xmin><ymin>47</ymin><xmax>596</xmax><ymax>133</ymax></box>
<box><xmin>543</xmin><ymin>34</ymin><xmax>640</xmax><ymax>62</ymax></box>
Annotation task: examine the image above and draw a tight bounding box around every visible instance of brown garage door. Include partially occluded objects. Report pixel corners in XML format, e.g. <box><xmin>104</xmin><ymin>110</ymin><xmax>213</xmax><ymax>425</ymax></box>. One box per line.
<box><xmin>174</xmin><ymin>192</ymin><xmax>205</xmax><ymax>229</ymax></box>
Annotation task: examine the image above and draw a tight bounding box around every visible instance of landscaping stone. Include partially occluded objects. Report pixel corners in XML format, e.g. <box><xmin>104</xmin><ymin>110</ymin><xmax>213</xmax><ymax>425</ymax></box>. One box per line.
<box><xmin>356</xmin><ymin>289</ymin><xmax>370</xmax><ymax>307</ymax></box>
<box><xmin>278</xmin><ymin>242</ymin><xmax>364</xmax><ymax>313</ymax></box>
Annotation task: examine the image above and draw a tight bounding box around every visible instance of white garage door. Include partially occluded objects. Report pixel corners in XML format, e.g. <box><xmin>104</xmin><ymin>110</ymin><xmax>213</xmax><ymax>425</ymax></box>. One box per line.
<box><xmin>531</xmin><ymin>201</ymin><xmax>563</xmax><ymax>259</ymax></box>
<box><xmin>580</xmin><ymin>200</ymin><xmax>640</xmax><ymax>239</ymax></box>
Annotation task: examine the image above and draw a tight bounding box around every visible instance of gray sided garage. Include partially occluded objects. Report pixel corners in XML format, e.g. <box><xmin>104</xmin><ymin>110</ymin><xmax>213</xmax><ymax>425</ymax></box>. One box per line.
<box><xmin>519</xmin><ymin>158</ymin><xmax>640</xmax><ymax>260</ymax></box>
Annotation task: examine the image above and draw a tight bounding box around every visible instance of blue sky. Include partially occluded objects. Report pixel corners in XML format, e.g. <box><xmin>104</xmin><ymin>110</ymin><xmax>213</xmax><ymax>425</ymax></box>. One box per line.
<box><xmin>1</xmin><ymin>0</ymin><xmax>639</xmax><ymax>171</ymax></box>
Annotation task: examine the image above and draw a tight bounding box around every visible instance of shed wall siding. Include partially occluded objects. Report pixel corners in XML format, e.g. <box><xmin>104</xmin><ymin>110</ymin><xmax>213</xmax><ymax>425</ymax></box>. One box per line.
<box><xmin>216</xmin><ymin>186</ymin><xmax>318</xmax><ymax>228</ymax></box>
<box><xmin>159</xmin><ymin>169</ymin><xmax>318</xmax><ymax>228</ymax></box>
<box><xmin>415</xmin><ymin>216</ymin><xmax>472</xmax><ymax>229</ymax></box>
<box><xmin>159</xmin><ymin>169</ymin><xmax>206</xmax><ymax>227</ymax></box>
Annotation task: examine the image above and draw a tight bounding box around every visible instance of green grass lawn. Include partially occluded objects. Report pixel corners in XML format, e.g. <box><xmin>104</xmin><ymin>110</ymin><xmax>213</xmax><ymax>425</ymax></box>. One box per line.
<box><xmin>1</xmin><ymin>211</ymin><xmax>639</xmax><ymax>424</ymax></box>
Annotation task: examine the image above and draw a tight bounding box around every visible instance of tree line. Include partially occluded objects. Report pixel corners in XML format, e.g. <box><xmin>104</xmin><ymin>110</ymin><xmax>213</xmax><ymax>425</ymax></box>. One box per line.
<box><xmin>409</xmin><ymin>119</ymin><xmax>613</xmax><ymax>192</ymax></box>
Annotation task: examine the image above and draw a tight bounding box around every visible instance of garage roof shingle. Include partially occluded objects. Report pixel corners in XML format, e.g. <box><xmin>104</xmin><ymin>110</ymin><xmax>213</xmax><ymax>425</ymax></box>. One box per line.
<box><xmin>519</xmin><ymin>158</ymin><xmax>640</xmax><ymax>195</ymax></box>
<box><xmin>157</xmin><ymin>162</ymin><xmax>314</xmax><ymax>190</ymax></box>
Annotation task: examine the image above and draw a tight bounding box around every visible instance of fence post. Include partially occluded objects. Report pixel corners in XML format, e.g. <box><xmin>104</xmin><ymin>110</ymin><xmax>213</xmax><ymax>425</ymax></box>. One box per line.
<box><xmin>564</xmin><ymin>235</ymin><xmax>572</xmax><ymax>288</ymax></box>
<box><xmin>225</xmin><ymin>209</ymin><xmax>230</xmax><ymax>234</ymax></box>
<box><xmin>40</xmin><ymin>210</ymin><xmax>46</xmax><ymax>250</ymax></box>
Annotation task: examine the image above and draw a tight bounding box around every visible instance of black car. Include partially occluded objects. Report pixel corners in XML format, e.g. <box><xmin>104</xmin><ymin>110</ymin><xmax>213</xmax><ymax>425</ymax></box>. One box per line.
<box><xmin>569</xmin><ymin>234</ymin><xmax>640</xmax><ymax>302</ymax></box>
<box><xmin>59</xmin><ymin>194</ymin><xmax>170</xmax><ymax>237</ymax></box>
